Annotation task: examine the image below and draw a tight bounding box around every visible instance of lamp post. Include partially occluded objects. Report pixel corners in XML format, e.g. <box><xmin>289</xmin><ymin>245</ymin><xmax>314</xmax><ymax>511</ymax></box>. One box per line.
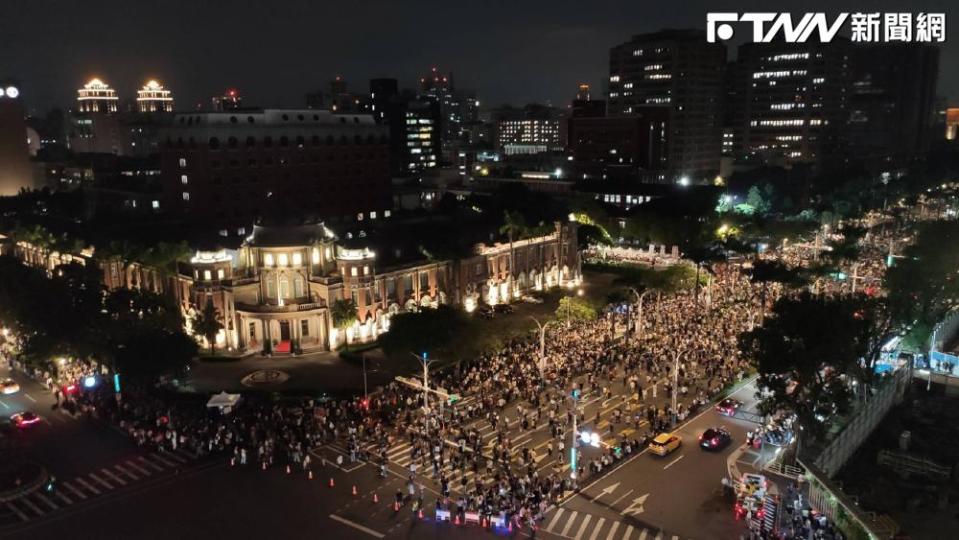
<box><xmin>411</xmin><ymin>352</ymin><xmax>437</xmax><ymax>413</ymax></box>
<box><xmin>362</xmin><ymin>354</ymin><xmax>368</xmax><ymax>401</ymax></box>
<box><xmin>671</xmin><ymin>348</ymin><xmax>685</xmax><ymax>427</ymax></box>
<box><xmin>629</xmin><ymin>288</ymin><xmax>650</xmax><ymax>339</ymax></box>
<box><xmin>529</xmin><ymin>316</ymin><xmax>555</xmax><ymax>375</ymax></box>
<box><xmin>565</xmin><ymin>288</ymin><xmax>584</xmax><ymax>328</ymax></box>
<box><xmin>570</xmin><ymin>386</ymin><xmax>581</xmax><ymax>485</ymax></box>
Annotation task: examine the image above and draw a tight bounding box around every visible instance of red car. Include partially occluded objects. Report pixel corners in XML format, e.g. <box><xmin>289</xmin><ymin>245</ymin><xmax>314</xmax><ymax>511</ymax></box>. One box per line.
<box><xmin>715</xmin><ymin>398</ymin><xmax>742</xmax><ymax>416</ymax></box>
<box><xmin>11</xmin><ymin>411</ymin><xmax>41</xmax><ymax>428</ymax></box>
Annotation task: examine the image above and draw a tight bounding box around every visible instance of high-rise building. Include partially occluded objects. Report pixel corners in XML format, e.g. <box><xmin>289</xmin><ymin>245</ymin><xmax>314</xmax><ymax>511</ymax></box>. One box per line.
<box><xmin>136</xmin><ymin>79</ymin><xmax>174</xmax><ymax>113</ymax></box>
<box><xmin>212</xmin><ymin>89</ymin><xmax>242</xmax><ymax>111</ymax></box>
<box><xmin>369</xmin><ymin>78</ymin><xmax>399</xmax><ymax>125</ymax></box>
<box><xmin>419</xmin><ymin>67</ymin><xmax>467</xmax><ymax>162</ymax></box>
<box><xmin>946</xmin><ymin>108</ymin><xmax>959</xmax><ymax>141</ymax></box>
<box><xmin>567</xmin><ymin>108</ymin><xmax>669</xmax><ymax>173</ymax></box>
<box><xmin>0</xmin><ymin>80</ymin><xmax>33</xmax><ymax>195</ymax></box>
<box><xmin>403</xmin><ymin>99</ymin><xmax>440</xmax><ymax>173</ymax></box>
<box><xmin>494</xmin><ymin>104</ymin><xmax>566</xmax><ymax>156</ymax></box>
<box><xmin>160</xmin><ymin>109</ymin><xmax>391</xmax><ymax>231</ymax></box>
<box><xmin>575</xmin><ymin>83</ymin><xmax>592</xmax><ymax>101</ymax></box>
<box><xmin>846</xmin><ymin>44</ymin><xmax>939</xmax><ymax>170</ymax></box>
<box><xmin>730</xmin><ymin>40</ymin><xmax>851</xmax><ymax>169</ymax></box>
<box><xmin>608</xmin><ymin>29</ymin><xmax>726</xmax><ymax>182</ymax></box>
<box><xmin>77</xmin><ymin>78</ymin><xmax>119</xmax><ymax>113</ymax></box>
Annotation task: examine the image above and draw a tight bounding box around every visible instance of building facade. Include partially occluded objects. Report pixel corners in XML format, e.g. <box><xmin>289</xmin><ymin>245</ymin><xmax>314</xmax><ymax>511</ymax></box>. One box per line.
<box><xmin>567</xmin><ymin>109</ymin><xmax>669</xmax><ymax>170</ymax></box>
<box><xmin>159</xmin><ymin>109</ymin><xmax>392</xmax><ymax>232</ymax></box>
<box><xmin>608</xmin><ymin>30</ymin><xmax>726</xmax><ymax>183</ymax></box>
<box><xmin>494</xmin><ymin>105</ymin><xmax>566</xmax><ymax>156</ymax></box>
<box><xmin>136</xmin><ymin>80</ymin><xmax>174</xmax><ymax>113</ymax></box>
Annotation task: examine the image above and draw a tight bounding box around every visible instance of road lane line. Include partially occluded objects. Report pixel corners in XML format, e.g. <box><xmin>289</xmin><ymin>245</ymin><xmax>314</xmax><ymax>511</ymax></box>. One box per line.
<box><xmin>62</xmin><ymin>481</ymin><xmax>87</xmax><ymax>500</ymax></box>
<box><xmin>75</xmin><ymin>476</ymin><xmax>102</xmax><ymax>495</ymax></box>
<box><xmin>637</xmin><ymin>529</ymin><xmax>647</xmax><ymax>540</ymax></box>
<box><xmin>588</xmin><ymin>518</ymin><xmax>606</xmax><ymax>540</ymax></box>
<box><xmin>663</xmin><ymin>454</ymin><xmax>685</xmax><ymax>470</ymax></box>
<box><xmin>328</xmin><ymin>514</ymin><xmax>385</xmax><ymax>538</ymax></box>
<box><xmin>100</xmin><ymin>468</ymin><xmax>127</xmax><ymax>486</ymax></box>
<box><xmin>561</xmin><ymin>511</ymin><xmax>578</xmax><ymax>536</ymax></box>
<box><xmin>622</xmin><ymin>525</ymin><xmax>634</xmax><ymax>540</ymax></box>
<box><xmin>602</xmin><ymin>521</ymin><xmax>619</xmax><ymax>540</ymax></box>
<box><xmin>0</xmin><ymin>398</ymin><xmax>9</xmax><ymax>409</ymax></box>
<box><xmin>564</xmin><ymin>378</ymin><xmax>759</xmax><ymax>507</ymax></box>
<box><xmin>23</xmin><ymin>393</ymin><xmax>37</xmax><ymax>402</ymax></box>
<box><xmin>6</xmin><ymin>502</ymin><xmax>30</xmax><ymax>522</ymax></box>
<box><xmin>574</xmin><ymin>514</ymin><xmax>592</xmax><ymax>540</ymax></box>
<box><xmin>654</xmin><ymin>532</ymin><xmax>663</xmax><ymax>540</ymax></box>
<box><xmin>608</xmin><ymin>488</ymin><xmax>634</xmax><ymax>508</ymax></box>
<box><xmin>545</xmin><ymin>508</ymin><xmax>565</xmax><ymax>532</ymax></box>
<box><xmin>88</xmin><ymin>473</ymin><xmax>113</xmax><ymax>491</ymax></box>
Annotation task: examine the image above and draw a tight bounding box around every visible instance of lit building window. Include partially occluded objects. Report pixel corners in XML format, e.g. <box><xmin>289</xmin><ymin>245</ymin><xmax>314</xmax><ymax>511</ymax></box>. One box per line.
<box><xmin>292</xmin><ymin>252</ymin><xmax>302</xmax><ymax>266</ymax></box>
<box><xmin>264</xmin><ymin>253</ymin><xmax>274</xmax><ymax>267</ymax></box>
<box><xmin>203</xmin><ymin>270</ymin><xmax>212</xmax><ymax>280</ymax></box>
<box><xmin>312</xmin><ymin>248</ymin><xmax>320</xmax><ymax>264</ymax></box>
<box><xmin>369</xmin><ymin>211</ymin><xmax>377</xmax><ymax>220</ymax></box>
<box><xmin>181</xmin><ymin>174</ymin><xmax>188</xmax><ymax>185</ymax></box>
<box><xmin>278</xmin><ymin>253</ymin><xmax>289</xmax><ymax>266</ymax></box>
<box><xmin>178</xmin><ymin>158</ymin><xmax>187</xmax><ymax>168</ymax></box>
<box><xmin>351</xmin><ymin>267</ymin><xmax>358</xmax><ymax>277</ymax></box>
<box><xmin>363</xmin><ymin>265</ymin><xmax>369</xmax><ymax>276</ymax></box>
<box><xmin>182</xmin><ymin>192</ymin><xmax>190</xmax><ymax>201</ymax></box>
<box><xmin>152</xmin><ymin>200</ymin><xmax>160</xmax><ymax>209</ymax></box>
<box><xmin>217</xmin><ymin>268</ymin><xmax>225</xmax><ymax>280</ymax></box>
<box><xmin>357</xmin><ymin>213</ymin><xmax>364</xmax><ymax>221</ymax></box>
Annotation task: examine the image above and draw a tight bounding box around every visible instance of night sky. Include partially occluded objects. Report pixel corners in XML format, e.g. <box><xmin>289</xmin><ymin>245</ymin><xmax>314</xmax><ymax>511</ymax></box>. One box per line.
<box><xmin>1</xmin><ymin>0</ymin><xmax>956</xmax><ymax>114</ymax></box>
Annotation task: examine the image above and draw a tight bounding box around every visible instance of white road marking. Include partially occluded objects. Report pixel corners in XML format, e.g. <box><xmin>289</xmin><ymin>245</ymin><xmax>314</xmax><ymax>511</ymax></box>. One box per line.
<box><xmin>139</xmin><ymin>455</ymin><xmax>165</xmax><ymax>472</ymax></box>
<box><xmin>608</xmin><ymin>488</ymin><xmax>634</xmax><ymax>508</ymax></box>
<box><xmin>546</xmin><ymin>508</ymin><xmax>565</xmax><ymax>532</ymax></box>
<box><xmin>126</xmin><ymin>460</ymin><xmax>152</xmax><ymax>476</ymax></box>
<box><xmin>623</xmin><ymin>525</ymin><xmax>634</xmax><ymax>540</ymax></box>
<box><xmin>604</xmin><ymin>522</ymin><xmax>620</xmax><ymax>540</ymax></box>
<box><xmin>113</xmin><ymin>463</ymin><xmax>139</xmax><ymax>481</ymax></box>
<box><xmin>100</xmin><ymin>468</ymin><xmax>127</xmax><ymax>486</ymax></box>
<box><xmin>573</xmin><ymin>514</ymin><xmax>592</xmax><ymax>540</ymax></box>
<box><xmin>638</xmin><ymin>529</ymin><xmax>648</xmax><ymax>540</ymax></box>
<box><xmin>75</xmin><ymin>476</ymin><xmax>102</xmax><ymax>495</ymax></box>
<box><xmin>18</xmin><ymin>497</ymin><xmax>44</xmax><ymax>516</ymax></box>
<box><xmin>588</xmin><ymin>518</ymin><xmax>606</xmax><ymax>540</ymax></box>
<box><xmin>62</xmin><ymin>481</ymin><xmax>88</xmax><ymax>500</ymax></box>
<box><xmin>164</xmin><ymin>451</ymin><xmax>188</xmax><ymax>463</ymax></box>
<box><xmin>35</xmin><ymin>492</ymin><xmax>59</xmax><ymax>510</ymax></box>
<box><xmin>6</xmin><ymin>501</ymin><xmax>30</xmax><ymax>522</ymax></box>
<box><xmin>88</xmin><ymin>473</ymin><xmax>113</xmax><ymax>491</ymax></box>
<box><xmin>150</xmin><ymin>453</ymin><xmax>178</xmax><ymax>468</ymax></box>
<box><xmin>561</xmin><ymin>511</ymin><xmax>578</xmax><ymax>535</ymax></box>
<box><xmin>328</xmin><ymin>514</ymin><xmax>385</xmax><ymax>538</ymax></box>
<box><xmin>0</xmin><ymin>399</ymin><xmax>10</xmax><ymax>409</ymax></box>
<box><xmin>23</xmin><ymin>393</ymin><xmax>37</xmax><ymax>402</ymax></box>
<box><xmin>663</xmin><ymin>454</ymin><xmax>685</xmax><ymax>470</ymax></box>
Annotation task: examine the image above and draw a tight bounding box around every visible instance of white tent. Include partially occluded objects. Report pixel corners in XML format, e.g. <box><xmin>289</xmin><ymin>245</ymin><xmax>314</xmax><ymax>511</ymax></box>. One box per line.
<box><xmin>206</xmin><ymin>392</ymin><xmax>241</xmax><ymax>412</ymax></box>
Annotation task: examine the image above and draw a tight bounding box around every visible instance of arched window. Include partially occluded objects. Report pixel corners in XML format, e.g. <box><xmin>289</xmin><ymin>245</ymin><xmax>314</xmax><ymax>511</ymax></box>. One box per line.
<box><xmin>227</xmin><ymin>136</ymin><xmax>238</xmax><ymax>148</ymax></box>
<box><xmin>245</xmin><ymin>136</ymin><xmax>255</xmax><ymax>148</ymax></box>
<box><xmin>279</xmin><ymin>136</ymin><xmax>289</xmax><ymax>147</ymax></box>
<box><xmin>279</xmin><ymin>278</ymin><xmax>290</xmax><ymax>299</ymax></box>
<box><xmin>263</xmin><ymin>136</ymin><xmax>273</xmax><ymax>148</ymax></box>
<box><xmin>294</xmin><ymin>276</ymin><xmax>305</xmax><ymax>297</ymax></box>
<box><xmin>326</xmin><ymin>135</ymin><xmax>335</xmax><ymax>145</ymax></box>
<box><xmin>311</xmin><ymin>135</ymin><xmax>320</xmax><ymax>145</ymax></box>
<box><xmin>208</xmin><ymin>137</ymin><xmax>220</xmax><ymax>150</ymax></box>
<box><xmin>295</xmin><ymin>136</ymin><xmax>305</xmax><ymax>148</ymax></box>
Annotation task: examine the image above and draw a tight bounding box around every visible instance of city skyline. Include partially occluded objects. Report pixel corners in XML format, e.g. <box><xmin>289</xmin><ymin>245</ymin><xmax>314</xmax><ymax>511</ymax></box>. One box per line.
<box><xmin>1</xmin><ymin>0</ymin><xmax>957</xmax><ymax>113</ymax></box>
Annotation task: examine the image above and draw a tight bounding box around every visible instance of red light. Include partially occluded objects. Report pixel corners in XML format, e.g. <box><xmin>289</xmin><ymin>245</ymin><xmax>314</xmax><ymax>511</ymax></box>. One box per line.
<box><xmin>64</xmin><ymin>384</ymin><xmax>77</xmax><ymax>394</ymax></box>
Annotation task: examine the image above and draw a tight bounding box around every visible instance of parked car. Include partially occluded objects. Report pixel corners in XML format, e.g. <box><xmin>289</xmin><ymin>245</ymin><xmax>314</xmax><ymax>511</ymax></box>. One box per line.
<box><xmin>475</xmin><ymin>305</ymin><xmax>494</xmax><ymax>320</ymax></box>
<box><xmin>0</xmin><ymin>378</ymin><xmax>19</xmax><ymax>395</ymax></box>
<box><xmin>493</xmin><ymin>304</ymin><xmax>514</xmax><ymax>315</ymax></box>
<box><xmin>699</xmin><ymin>427</ymin><xmax>732</xmax><ymax>451</ymax></box>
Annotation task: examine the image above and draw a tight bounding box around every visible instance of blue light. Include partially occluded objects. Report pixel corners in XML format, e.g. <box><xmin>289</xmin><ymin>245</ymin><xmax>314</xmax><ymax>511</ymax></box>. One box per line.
<box><xmin>113</xmin><ymin>373</ymin><xmax>121</xmax><ymax>393</ymax></box>
<box><xmin>83</xmin><ymin>375</ymin><xmax>97</xmax><ymax>388</ymax></box>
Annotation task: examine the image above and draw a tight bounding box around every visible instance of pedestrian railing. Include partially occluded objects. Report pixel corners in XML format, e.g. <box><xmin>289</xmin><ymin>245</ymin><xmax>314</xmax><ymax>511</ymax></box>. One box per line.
<box><xmin>800</xmin><ymin>458</ymin><xmax>898</xmax><ymax>540</ymax></box>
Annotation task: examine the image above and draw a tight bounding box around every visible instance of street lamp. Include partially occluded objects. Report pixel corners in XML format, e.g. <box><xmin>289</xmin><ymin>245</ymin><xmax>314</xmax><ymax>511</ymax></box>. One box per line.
<box><xmin>411</xmin><ymin>351</ymin><xmax>437</xmax><ymax>413</ymax></box>
<box><xmin>528</xmin><ymin>316</ymin><xmax>556</xmax><ymax>375</ymax></box>
<box><xmin>671</xmin><ymin>348</ymin><xmax>686</xmax><ymax>427</ymax></box>
<box><xmin>564</xmin><ymin>288</ymin><xmax>584</xmax><ymax>328</ymax></box>
<box><xmin>629</xmin><ymin>288</ymin><xmax>650</xmax><ymax>339</ymax></box>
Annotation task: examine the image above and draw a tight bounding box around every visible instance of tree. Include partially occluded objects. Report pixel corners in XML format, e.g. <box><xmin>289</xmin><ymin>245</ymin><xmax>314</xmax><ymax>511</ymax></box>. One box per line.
<box><xmin>556</xmin><ymin>296</ymin><xmax>597</xmax><ymax>323</ymax></box>
<box><xmin>499</xmin><ymin>210</ymin><xmax>527</xmax><ymax>280</ymax></box>
<box><xmin>191</xmin><ymin>299</ymin><xmax>223</xmax><ymax>355</ymax></box>
<box><xmin>746</xmin><ymin>185</ymin><xmax>772</xmax><ymax>215</ymax></box>
<box><xmin>685</xmin><ymin>244</ymin><xmax>727</xmax><ymax>302</ymax></box>
<box><xmin>739</xmin><ymin>293</ymin><xmax>875</xmax><ymax>441</ymax></box>
<box><xmin>330</xmin><ymin>298</ymin><xmax>359</xmax><ymax>330</ymax></box>
<box><xmin>379</xmin><ymin>305</ymin><xmax>466</xmax><ymax>361</ymax></box>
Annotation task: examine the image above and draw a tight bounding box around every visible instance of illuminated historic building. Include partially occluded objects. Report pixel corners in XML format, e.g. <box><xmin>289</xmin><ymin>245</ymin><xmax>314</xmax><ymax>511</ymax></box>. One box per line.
<box><xmin>76</xmin><ymin>78</ymin><xmax>119</xmax><ymax>113</ymax></box>
<box><xmin>137</xmin><ymin>80</ymin><xmax>174</xmax><ymax>113</ymax></box>
<box><xmin>6</xmin><ymin>219</ymin><xmax>581</xmax><ymax>355</ymax></box>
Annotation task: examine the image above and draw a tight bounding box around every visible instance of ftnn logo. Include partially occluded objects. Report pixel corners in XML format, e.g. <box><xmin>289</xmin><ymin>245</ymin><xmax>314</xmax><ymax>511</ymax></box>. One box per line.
<box><xmin>707</xmin><ymin>13</ymin><xmax>848</xmax><ymax>43</ymax></box>
<box><xmin>707</xmin><ymin>12</ymin><xmax>947</xmax><ymax>43</ymax></box>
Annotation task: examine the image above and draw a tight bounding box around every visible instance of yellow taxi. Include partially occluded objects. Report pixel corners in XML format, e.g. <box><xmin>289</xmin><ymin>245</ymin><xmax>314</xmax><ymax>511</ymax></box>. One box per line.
<box><xmin>648</xmin><ymin>432</ymin><xmax>681</xmax><ymax>456</ymax></box>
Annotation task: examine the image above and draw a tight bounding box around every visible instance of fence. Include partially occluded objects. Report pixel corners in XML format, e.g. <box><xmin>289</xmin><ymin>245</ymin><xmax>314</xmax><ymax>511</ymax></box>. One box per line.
<box><xmin>801</xmin><ymin>459</ymin><xmax>898</xmax><ymax>540</ymax></box>
<box><xmin>811</xmin><ymin>366</ymin><xmax>910</xmax><ymax>478</ymax></box>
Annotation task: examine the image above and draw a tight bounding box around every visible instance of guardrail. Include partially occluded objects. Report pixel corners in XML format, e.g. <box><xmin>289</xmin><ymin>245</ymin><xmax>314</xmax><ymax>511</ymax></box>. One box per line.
<box><xmin>800</xmin><ymin>458</ymin><xmax>898</xmax><ymax>540</ymax></box>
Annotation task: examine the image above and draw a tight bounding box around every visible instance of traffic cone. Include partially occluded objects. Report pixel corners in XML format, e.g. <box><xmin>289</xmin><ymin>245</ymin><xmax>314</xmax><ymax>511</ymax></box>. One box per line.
<box><xmin>286</xmin><ymin>464</ymin><xmax>291</xmax><ymax>474</ymax></box>
<box><xmin>328</xmin><ymin>477</ymin><xmax>335</xmax><ymax>488</ymax></box>
<box><xmin>418</xmin><ymin>508</ymin><xmax>424</xmax><ymax>520</ymax></box>
<box><xmin>308</xmin><ymin>470</ymin><xmax>314</xmax><ymax>480</ymax></box>
<box><xmin>508</xmin><ymin>519</ymin><xmax>513</xmax><ymax>533</ymax></box>
<box><xmin>373</xmin><ymin>492</ymin><xmax>379</xmax><ymax>503</ymax></box>
<box><xmin>481</xmin><ymin>517</ymin><xmax>487</xmax><ymax>528</ymax></box>
<box><xmin>454</xmin><ymin>514</ymin><xmax>460</xmax><ymax>526</ymax></box>
<box><xmin>393</xmin><ymin>501</ymin><xmax>400</xmax><ymax>512</ymax></box>
<box><xmin>352</xmin><ymin>485</ymin><xmax>357</xmax><ymax>496</ymax></box>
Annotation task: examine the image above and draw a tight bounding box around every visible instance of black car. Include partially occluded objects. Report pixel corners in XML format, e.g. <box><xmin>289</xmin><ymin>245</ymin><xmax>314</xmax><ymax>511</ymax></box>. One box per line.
<box><xmin>699</xmin><ymin>427</ymin><xmax>732</xmax><ymax>450</ymax></box>
<box><xmin>715</xmin><ymin>398</ymin><xmax>742</xmax><ymax>416</ymax></box>
<box><xmin>475</xmin><ymin>305</ymin><xmax>494</xmax><ymax>319</ymax></box>
<box><xmin>493</xmin><ymin>303</ymin><xmax>514</xmax><ymax>315</ymax></box>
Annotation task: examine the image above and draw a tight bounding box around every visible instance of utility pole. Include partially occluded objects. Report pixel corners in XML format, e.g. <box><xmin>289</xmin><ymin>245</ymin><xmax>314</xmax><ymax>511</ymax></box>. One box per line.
<box><xmin>630</xmin><ymin>288</ymin><xmax>650</xmax><ymax>339</ymax></box>
<box><xmin>411</xmin><ymin>352</ymin><xmax>436</xmax><ymax>413</ymax></box>
<box><xmin>529</xmin><ymin>316</ymin><xmax>554</xmax><ymax>375</ymax></box>
<box><xmin>671</xmin><ymin>348</ymin><xmax>685</xmax><ymax>427</ymax></box>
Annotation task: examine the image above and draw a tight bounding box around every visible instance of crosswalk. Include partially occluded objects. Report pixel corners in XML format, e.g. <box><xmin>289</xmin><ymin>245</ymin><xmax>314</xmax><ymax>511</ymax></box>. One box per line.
<box><xmin>542</xmin><ymin>508</ymin><xmax>689</xmax><ymax>540</ymax></box>
<box><xmin>0</xmin><ymin>448</ymin><xmax>199</xmax><ymax>527</ymax></box>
